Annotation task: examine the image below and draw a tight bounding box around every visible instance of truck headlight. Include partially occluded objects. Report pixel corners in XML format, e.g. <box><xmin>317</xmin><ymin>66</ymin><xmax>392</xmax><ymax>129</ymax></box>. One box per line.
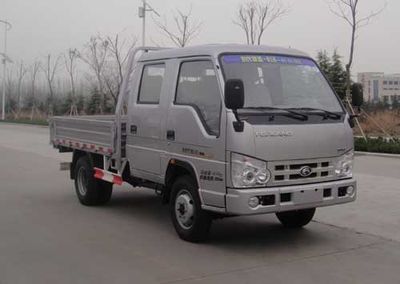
<box><xmin>231</xmin><ymin>153</ymin><xmax>270</xmax><ymax>188</ymax></box>
<box><xmin>335</xmin><ymin>150</ymin><xmax>354</xmax><ymax>178</ymax></box>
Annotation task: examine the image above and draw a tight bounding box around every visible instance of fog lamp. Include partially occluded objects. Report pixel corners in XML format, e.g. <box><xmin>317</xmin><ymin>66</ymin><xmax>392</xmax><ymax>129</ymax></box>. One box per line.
<box><xmin>346</xmin><ymin>186</ymin><xmax>355</xmax><ymax>197</ymax></box>
<box><xmin>248</xmin><ymin>197</ymin><xmax>259</xmax><ymax>208</ymax></box>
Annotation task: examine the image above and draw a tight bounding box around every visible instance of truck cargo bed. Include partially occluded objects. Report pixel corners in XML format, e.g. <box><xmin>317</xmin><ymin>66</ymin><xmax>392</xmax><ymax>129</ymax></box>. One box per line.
<box><xmin>50</xmin><ymin>115</ymin><xmax>118</xmax><ymax>155</ymax></box>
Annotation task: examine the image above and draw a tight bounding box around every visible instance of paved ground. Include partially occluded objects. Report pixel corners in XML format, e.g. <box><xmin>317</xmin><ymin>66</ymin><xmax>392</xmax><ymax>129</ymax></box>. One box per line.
<box><xmin>0</xmin><ymin>123</ymin><xmax>399</xmax><ymax>284</ymax></box>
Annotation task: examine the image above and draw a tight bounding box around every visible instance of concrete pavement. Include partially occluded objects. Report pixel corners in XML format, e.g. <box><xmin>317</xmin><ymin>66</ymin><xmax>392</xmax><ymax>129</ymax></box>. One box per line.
<box><xmin>0</xmin><ymin>123</ymin><xmax>399</xmax><ymax>284</ymax></box>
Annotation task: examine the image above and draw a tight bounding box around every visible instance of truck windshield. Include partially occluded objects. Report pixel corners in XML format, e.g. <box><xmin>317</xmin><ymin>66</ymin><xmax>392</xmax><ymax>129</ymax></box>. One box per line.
<box><xmin>220</xmin><ymin>54</ymin><xmax>343</xmax><ymax>113</ymax></box>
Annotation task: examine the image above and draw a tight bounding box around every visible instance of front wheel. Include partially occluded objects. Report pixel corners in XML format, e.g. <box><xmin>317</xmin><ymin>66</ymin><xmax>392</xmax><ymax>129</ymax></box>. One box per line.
<box><xmin>276</xmin><ymin>208</ymin><xmax>316</xmax><ymax>228</ymax></box>
<box><xmin>170</xmin><ymin>176</ymin><xmax>212</xmax><ymax>242</ymax></box>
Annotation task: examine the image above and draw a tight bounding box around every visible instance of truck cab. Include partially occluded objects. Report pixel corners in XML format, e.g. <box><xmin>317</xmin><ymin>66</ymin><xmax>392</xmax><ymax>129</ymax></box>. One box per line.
<box><xmin>51</xmin><ymin>44</ymin><xmax>356</xmax><ymax>242</ymax></box>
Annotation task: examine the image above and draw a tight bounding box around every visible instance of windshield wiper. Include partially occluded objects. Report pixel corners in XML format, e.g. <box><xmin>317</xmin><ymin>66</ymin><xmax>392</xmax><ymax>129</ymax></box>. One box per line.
<box><xmin>287</xmin><ymin>107</ymin><xmax>342</xmax><ymax>120</ymax></box>
<box><xmin>240</xmin><ymin>106</ymin><xmax>308</xmax><ymax>121</ymax></box>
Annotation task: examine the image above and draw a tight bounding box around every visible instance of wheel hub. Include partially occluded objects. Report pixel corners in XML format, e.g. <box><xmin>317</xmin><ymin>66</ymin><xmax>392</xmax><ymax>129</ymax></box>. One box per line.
<box><xmin>77</xmin><ymin>167</ymin><xmax>88</xmax><ymax>196</ymax></box>
<box><xmin>175</xmin><ymin>190</ymin><xmax>194</xmax><ymax>229</ymax></box>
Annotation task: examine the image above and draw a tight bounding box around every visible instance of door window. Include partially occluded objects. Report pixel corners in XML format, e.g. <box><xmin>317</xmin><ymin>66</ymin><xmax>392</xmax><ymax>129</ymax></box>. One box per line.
<box><xmin>138</xmin><ymin>64</ymin><xmax>165</xmax><ymax>104</ymax></box>
<box><xmin>176</xmin><ymin>61</ymin><xmax>221</xmax><ymax>136</ymax></box>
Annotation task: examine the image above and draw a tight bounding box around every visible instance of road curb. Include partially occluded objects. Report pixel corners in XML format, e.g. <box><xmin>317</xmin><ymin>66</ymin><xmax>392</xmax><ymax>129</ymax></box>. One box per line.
<box><xmin>355</xmin><ymin>151</ymin><xmax>400</xmax><ymax>159</ymax></box>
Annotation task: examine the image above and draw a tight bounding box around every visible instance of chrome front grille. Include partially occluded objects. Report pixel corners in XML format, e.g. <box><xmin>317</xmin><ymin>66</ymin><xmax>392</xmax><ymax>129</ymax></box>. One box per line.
<box><xmin>268</xmin><ymin>158</ymin><xmax>335</xmax><ymax>186</ymax></box>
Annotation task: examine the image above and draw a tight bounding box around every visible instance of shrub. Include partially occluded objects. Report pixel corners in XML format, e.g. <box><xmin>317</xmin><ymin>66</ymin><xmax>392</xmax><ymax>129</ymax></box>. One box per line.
<box><xmin>355</xmin><ymin>137</ymin><xmax>400</xmax><ymax>154</ymax></box>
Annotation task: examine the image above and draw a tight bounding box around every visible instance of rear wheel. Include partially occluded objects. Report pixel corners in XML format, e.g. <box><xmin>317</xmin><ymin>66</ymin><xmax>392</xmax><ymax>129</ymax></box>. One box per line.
<box><xmin>170</xmin><ymin>176</ymin><xmax>212</xmax><ymax>242</ymax></box>
<box><xmin>74</xmin><ymin>156</ymin><xmax>113</xmax><ymax>206</ymax></box>
<box><xmin>97</xmin><ymin>180</ymin><xmax>113</xmax><ymax>204</ymax></box>
<box><xmin>276</xmin><ymin>208</ymin><xmax>316</xmax><ymax>228</ymax></box>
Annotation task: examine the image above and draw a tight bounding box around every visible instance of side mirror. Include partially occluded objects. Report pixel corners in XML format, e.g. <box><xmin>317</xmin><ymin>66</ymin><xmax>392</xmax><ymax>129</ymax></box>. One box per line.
<box><xmin>225</xmin><ymin>79</ymin><xmax>244</xmax><ymax>110</ymax></box>
<box><xmin>348</xmin><ymin>114</ymin><xmax>359</xmax><ymax>128</ymax></box>
<box><xmin>225</xmin><ymin>79</ymin><xmax>245</xmax><ymax>132</ymax></box>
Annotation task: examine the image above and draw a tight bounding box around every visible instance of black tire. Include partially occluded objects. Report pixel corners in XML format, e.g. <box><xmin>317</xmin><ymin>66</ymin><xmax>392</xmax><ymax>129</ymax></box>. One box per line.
<box><xmin>74</xmin><ymin>156</ymin><xmax>113</xmax><ymax>206</ymax></box>
<box><xmin>276</xmin><ymin>208</ymin><xmax>316</xmax><ymax>228</ymax></box>
<box><xmin>97</xmin><ymin>180</ymin><xmax>113</xmax><ymax>204</ymax></box>
<box><xmin>170</xmin><ymin>176</ymin><xmax>212</xmax><ymax>242</ymax></box>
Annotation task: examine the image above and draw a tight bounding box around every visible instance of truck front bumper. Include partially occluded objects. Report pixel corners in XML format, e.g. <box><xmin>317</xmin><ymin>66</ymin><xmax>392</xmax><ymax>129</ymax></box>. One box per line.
<box><xmin>225</xmin><ymin>178</ymin><xmax>356</xmax><ymax>215</ymax></box>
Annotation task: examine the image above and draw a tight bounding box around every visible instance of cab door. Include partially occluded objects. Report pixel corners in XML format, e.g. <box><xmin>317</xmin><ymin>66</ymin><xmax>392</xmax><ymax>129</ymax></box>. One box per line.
<box><xmin>163</xmin><ymin>58</ymin><xmax>227</xmax><ymax>208</ymax></box>
<box><xmin>126</xmin><ymin>62</ymin><xmax>167</xmax><ymax>182</ymax></box>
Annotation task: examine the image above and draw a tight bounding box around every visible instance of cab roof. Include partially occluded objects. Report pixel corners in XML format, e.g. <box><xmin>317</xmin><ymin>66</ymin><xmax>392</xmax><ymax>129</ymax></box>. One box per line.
<box><xmin>138</xmin><ymin>44</ymin><xmax>310</xmax><ymax>62</ymax></box>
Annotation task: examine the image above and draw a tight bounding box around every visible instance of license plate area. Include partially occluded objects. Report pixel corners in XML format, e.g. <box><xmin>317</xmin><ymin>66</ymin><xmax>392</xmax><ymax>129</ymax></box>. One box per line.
<box><xmin>291</xmin><ymin>188</ymin><xmax>323</xmax><ymax>204</ymax></box>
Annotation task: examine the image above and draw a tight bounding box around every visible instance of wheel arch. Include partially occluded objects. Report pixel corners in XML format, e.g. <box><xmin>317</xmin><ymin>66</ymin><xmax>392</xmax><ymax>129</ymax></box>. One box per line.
<box><xmin>70</xmin><ymin>150</ymin><xmax>103</xmax><ymax>179</ymax></box>
<box><xmin>163</xmin><ymin>159</ymin><xmax>199</xmax><ymax>203</ymax></box>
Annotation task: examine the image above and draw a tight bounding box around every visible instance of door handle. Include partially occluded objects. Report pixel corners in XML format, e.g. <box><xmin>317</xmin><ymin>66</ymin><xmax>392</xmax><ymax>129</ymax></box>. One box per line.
<box><xmin>166</xmin><ymin>130</ymin><xmax>175</xmax><ymax>141</ymax></box>
<box><xmin>130</xmin><ymin>125</ymin><xmax>137</xmax><ymax>134</ymax></box>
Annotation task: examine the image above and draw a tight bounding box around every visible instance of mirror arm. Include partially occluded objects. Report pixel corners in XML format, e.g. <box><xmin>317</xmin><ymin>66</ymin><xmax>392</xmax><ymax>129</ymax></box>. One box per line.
<box><xmin>350</xmin><ymin>114</ymin><xmax>359</xmax><ymax>119</ymax></box>
<box><xmin>232</xmin><ymin>110</ymin><xmax>244</xmax><ymax>132</ymax></box>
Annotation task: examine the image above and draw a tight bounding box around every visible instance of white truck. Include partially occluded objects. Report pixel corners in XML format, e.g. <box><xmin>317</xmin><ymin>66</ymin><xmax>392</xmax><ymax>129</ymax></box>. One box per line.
<box><xmin>50</xmin><ymin>45</ymin><xmax>357</xmax><ymax>242</ymax></box>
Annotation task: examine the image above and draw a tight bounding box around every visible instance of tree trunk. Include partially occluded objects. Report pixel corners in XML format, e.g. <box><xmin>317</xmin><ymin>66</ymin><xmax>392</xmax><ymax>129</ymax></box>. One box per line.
<box><xmin>345</xmin><ymin>6</ymin><xmax>357</xmax><ymax>103</ymax></box>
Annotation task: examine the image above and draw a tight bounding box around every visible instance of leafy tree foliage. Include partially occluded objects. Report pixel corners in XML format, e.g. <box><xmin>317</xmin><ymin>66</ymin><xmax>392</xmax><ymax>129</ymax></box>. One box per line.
<box><xmin>86</xmin><ymin>89</ymin><xmax>102</xmax><ymax>115</ymax></box>
<box><xmin>85</xmin><ymin>87</ymin><xmax>114</xmax><ymax>115</ymax></box>
<box><xmin>330</xmin><ymin>50</ymin><xmax>347</xmax><ymax>99</ymax></box>
<box><xmin>316</xmin><ymin>50</ymin><xmax>331</xmax><ymax>76</ymax></box>
<box><xmin>392</xmin><ymin>98</ymin><xmax>400</xmax><ymax>110</ymax></box>
<box><xmin>351</xmin><ymin>83</ymin><xmax>364</xmax><ymax>107</ymax></box>
<box><xmin>316</xmin><ymin>49</ymin><xmax>347</xmax><ymax>99</ymax></box>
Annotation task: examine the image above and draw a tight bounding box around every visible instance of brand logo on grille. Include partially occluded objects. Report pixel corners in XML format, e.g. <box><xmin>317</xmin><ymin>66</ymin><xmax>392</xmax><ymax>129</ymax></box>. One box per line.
<box><xmin>299</xmin><ymin>166</ymin><xmax>312</xmax><ymax>177</ymax></box>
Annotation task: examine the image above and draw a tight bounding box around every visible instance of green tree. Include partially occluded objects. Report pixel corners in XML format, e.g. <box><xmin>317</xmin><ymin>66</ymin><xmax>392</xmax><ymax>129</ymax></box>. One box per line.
<box><xmin>330</xmin><ymin>49</ymin><xmax>347</xmax><ymax>99</ymax></box>
<box><xmin>316</xmin><ymin>50</ymin><xmax>331</xmax><ymax>78</ymax></box>
<box><xmin>351</xmin><ymin>83</ymin><xmax>363</xmax><ymax>108</ymax></box>
<box><xmin>392</xmin><ymin>97</ymin><xmax>399</xmax><ymax>109</ymax></box>
<box><xmin>59</xmin><ymin>93</ymin><xmax>76</xmax><ymax>115</ymax></box>
<box><xmin>76</xmin><ymin>94</ymin><xmax>85</xmax><ymax>114</ymax></box>
<box><xmin>316</xmin><ymin>49</ymin><xmax>347</xmax><ymax>99</ymax></box>
<box><xmin>392</xmin><ymin>97</ymin><xmax>400</xmax><ymax>115</ymax></box>
<box><xmin>86</xmin><ymin>88</ymin><xmax>102</xmax><ymax>115</ymax></box>
<box><xmin>6</xmin><ymin>97</ymin><xmax>17</xmax><ymax>117</ymax></box>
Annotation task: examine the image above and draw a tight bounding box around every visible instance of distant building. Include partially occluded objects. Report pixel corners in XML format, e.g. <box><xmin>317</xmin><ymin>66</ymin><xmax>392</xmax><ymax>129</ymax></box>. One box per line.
<box><xmin>357</xmin><ymin>72</ymin><xmax>400</xmax><ymax>104</ymax></box>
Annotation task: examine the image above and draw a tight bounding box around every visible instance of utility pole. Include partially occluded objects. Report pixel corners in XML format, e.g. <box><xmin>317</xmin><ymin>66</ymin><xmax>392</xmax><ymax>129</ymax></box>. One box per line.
<box><xmin>1</xmin><ymin>20</ymin><xmax>12</xmax><ymax>121</ymax></box>
<box><xmin>138</xmin><ymin>0</ymin><xmax>160</xmax><ymax>46</ymax></box>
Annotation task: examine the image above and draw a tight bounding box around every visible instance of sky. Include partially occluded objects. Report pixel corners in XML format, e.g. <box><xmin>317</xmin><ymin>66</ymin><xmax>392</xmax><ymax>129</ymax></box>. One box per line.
<box><xmin>0</xmin><ymin>0</ymin><xmax>398</xmax><ymax>75</ymax></box>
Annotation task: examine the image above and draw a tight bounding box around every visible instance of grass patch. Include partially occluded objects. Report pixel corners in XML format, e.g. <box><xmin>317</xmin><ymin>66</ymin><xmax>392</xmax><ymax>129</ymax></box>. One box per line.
<box><xmin>0</xmin><ymin>118</ymin><xmax>48</xmax><ymax>126</ymax></box>
<box><xmin>355</xmin><ymin>137</ymin><xmax>400</xmax><ymax>154</ymax></box>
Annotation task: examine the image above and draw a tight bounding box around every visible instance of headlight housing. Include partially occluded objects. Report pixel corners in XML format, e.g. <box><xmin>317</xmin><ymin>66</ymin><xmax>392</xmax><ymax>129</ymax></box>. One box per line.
<box><xmin>335</xmin><ymin>150</ymin><xmax>354</xmax><ymax>178</ymax></box>
<box><xmin>231</xmin><ymin>153</ymin><xmax>270</xmax><ymax>188</ymax></box>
